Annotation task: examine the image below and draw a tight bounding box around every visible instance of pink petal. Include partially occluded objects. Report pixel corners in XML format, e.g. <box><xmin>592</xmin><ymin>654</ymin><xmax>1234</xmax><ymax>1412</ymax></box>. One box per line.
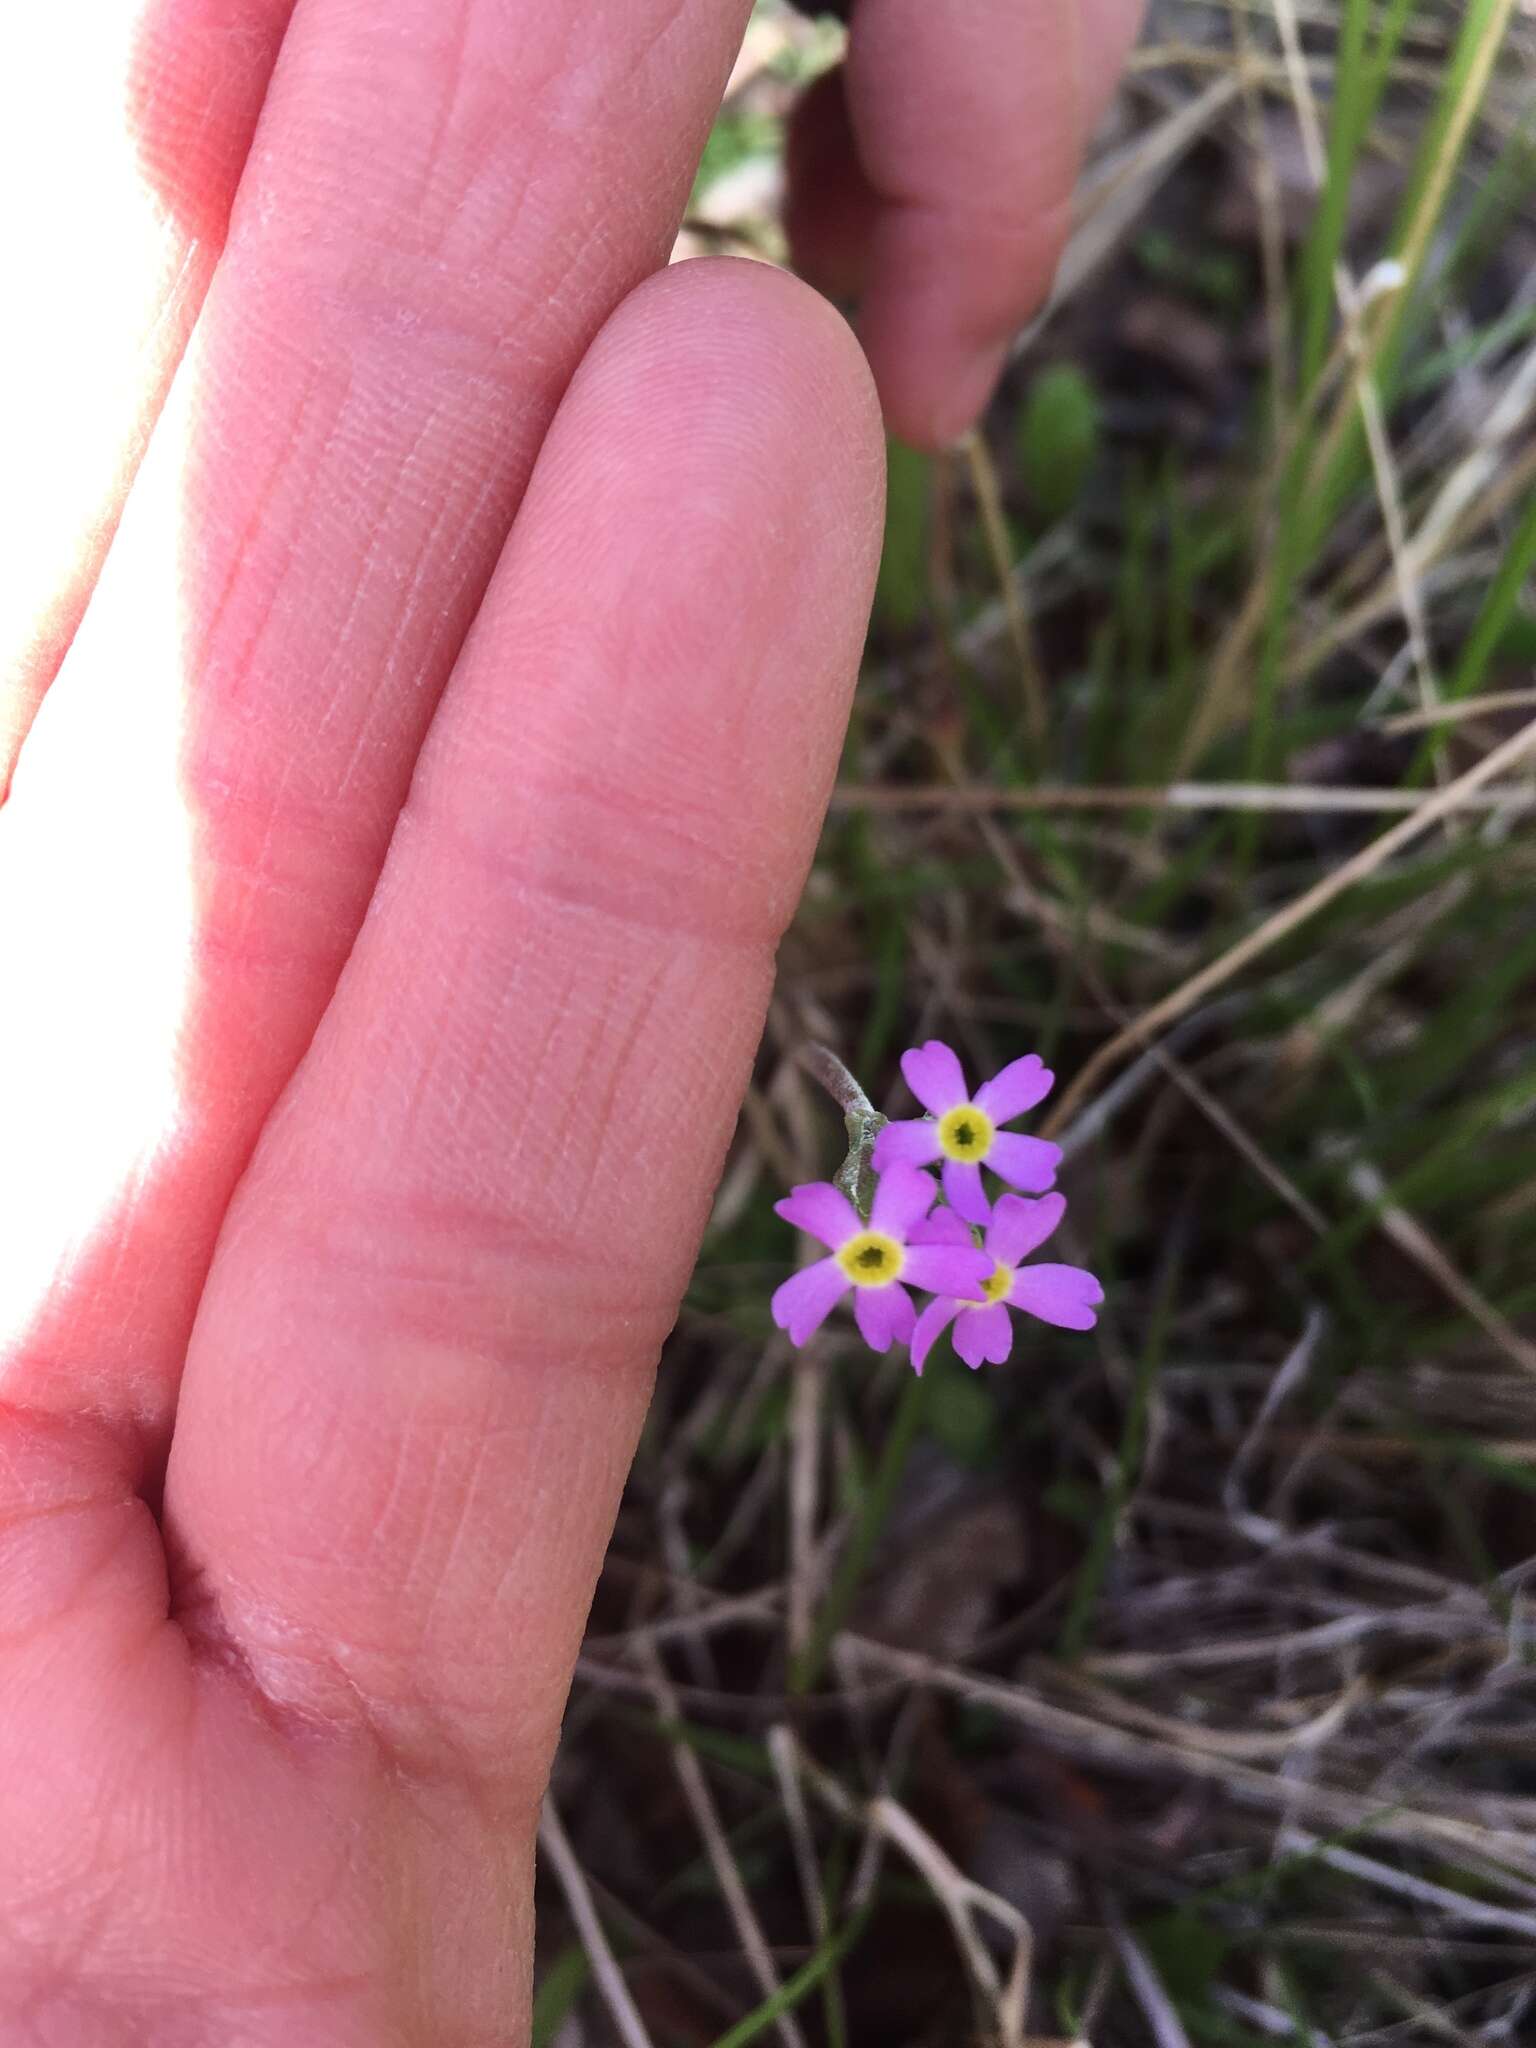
<box><xmin>909</xmin><ymin>1207</ymin><xmax>974</xmax><ymax>1248</ymax></box>
<box><xmin>911</xmin><ymin>1296</ymin><xmax>963</xmax><ymax>1375</ymax></box>
<box><xmin>771</xmin><ymin>1259</ymin><xmax>851</xmax><ymax>1345</ymax></box>
<box><xmin>986</xmin><ymin>1192</ymin><xmax>1066</xmax><ymax>1266</ymax></box>
<box><xmin>987</xmin><ymin>1131</ymin><xmax>1062</xmax><ymax>1195</ymax></box>
<box><xmin>1008</xmin><ymin>1263</ymin><xmax>1104</xmax><ymax>1332</ymax></box>
<box><xmin>900</xmin><ymin>1040</ymin><xmax>969</xmax><ymax>1116</ymax></box>
<box><xmin>952</xmin><ymin>1303</ymin><xmax>1015</xmax><ymax>1370</ymax></box>
<box><xmin>869</xmin><ymin>1161</ymin><xmax>937</xmax><ymax>1239</ymax></box>
<box><xmin>775</xmin><ymin>1181</ymin><xmax>860</xmax><ymax>1250</ymax></box>
<box><xmin>854</xmin><ymin>1282</ymin><xmax>916</xmax><ymax>1353</ymax></box>
<box><xmin>942</xmin><ymin>1157</ymin><xmax>989</xmax><ymax>1225</ymax></box>
<box><xmin>871</xmin><ymin>1119</ymin><xmax>941</xmax><ymax>1172</ymax></box>
<box><xmin>974</xmin><ymin>1054</ymin><xmax>1054</xmax><ymax>1126</ymax></box>
<box><xmin>901</xmin><ymin>1243</ymin><xmax>990</xmax><ymax>1300</ymax></box>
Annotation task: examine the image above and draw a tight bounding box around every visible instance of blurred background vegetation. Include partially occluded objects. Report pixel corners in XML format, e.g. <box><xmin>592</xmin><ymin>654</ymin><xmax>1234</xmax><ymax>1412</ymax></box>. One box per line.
<box><xmin>536</xmin><ymin>5</ymin><xmax>1536</xmax><ymax>2042</ymax></box>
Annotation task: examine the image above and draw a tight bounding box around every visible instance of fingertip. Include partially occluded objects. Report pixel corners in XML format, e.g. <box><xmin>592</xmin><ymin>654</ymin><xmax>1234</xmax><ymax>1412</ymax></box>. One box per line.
<box><xmin>854</xmin><ymin>167</ymin><xmax>1074</xmax><ymax>446</ymax></box>
<box><xmin>586</xmin><ymin>255</ymin><xmax>885</xmax><ymax>535</ymax></box>
<box><xmin>628</xmin><ymin>252</ymin><xmax>879</xmax><ymax>392</ymax></box>
<box><xmin>870</xmin><ymin>326</ymin><xmax>1011</xmax><ymax>454</ymax></box>
<box><xmin>819</xmin><ymin>0</ymin><xmax>1137</xmax><ymax>447</ymax></box>
<box><xmin>858</xmin><ymin>255</ymin><xmax>1039</xmax><ymax>453</ymax></box>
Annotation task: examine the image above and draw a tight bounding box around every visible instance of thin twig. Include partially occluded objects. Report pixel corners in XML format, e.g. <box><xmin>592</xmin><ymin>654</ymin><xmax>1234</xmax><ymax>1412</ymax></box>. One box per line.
<box><xmin>840</xmin><ymin>1635</ymin><xmax>1536</xmax><ymax>1886</ymax></box>
<box><xmin>538</xmin><ymin>1797</ymin><xmax>657</xmax><ymax>2048</ymax></box>
<box><xmin>639</xmin><ymin>1643</ymin><xmax>809</xmax><ymax>2048</ymax></box>
<box><xmin>832</xmin><ymin>780</ymin><xmax>1536</xmax><ymax>816</ymax></box>
<box><xmin>1285</xmin><ymin>1834</ymin><xmax>1536</xmax><ymax>1940</ymax></box>
<box><xmin>783</xmin><ymin>1733</ymin><xmax>1032</xmax><ymax>2048</ymax></box>
<box><xmin>1374</xmin><ymin>688</ymin><xmax>1536</xmax><ymax>735</ymax></box>
<box><xmin>767</xmin><ymin>1726</ymin><xmax>831</xmax><ymax>1948</ymax></box>
<box><xmin>1044</xmin><ymin>1664</ymin><xmax>1361</xmax><ymax>1763</ymax></box>
<box><xmin>1105</xmin><ymin>1897</ymin><xmax>1195</xmax><ymax>2048</ymax></box>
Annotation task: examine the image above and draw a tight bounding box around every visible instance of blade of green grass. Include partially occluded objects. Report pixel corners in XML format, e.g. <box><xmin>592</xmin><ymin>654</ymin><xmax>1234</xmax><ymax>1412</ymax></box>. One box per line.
<box><xmin>531</xmin><ymin>1945</ymin><xmax>591</xmax><ymax>2048</ymax></box>
<box><xmin>790</xmin><ymin>1363</ymin><xmax>929</xmax><ymax>1693</ymax></box>
<box><xmin>873</xmin><ymin>438</ymin><xmax>930</xmax><ymax>636</ymax></box>
<box><xmin>1297</xmin><ymin>0</ymin><xmax>1375</xmax><ymax>390</ymax></box>
<box><xmin>1057</xmin><ymin>1222</ymin><xmax>1183</xmax><ymax>1659</ymax></box>
<box><xmin>1309</xmin><ymin>0</ymin><xmax>1521</xmax><ymax>544</ymax></box>
<box><xmin>706</xmin><ymin>1899</ymin><xmax>875</xmax><ymax>2048</ymax></box>
<box><xmin>1411</xmin><ymin>485</ymin><xmax>1536</xmax><ymax>777</ymax></box>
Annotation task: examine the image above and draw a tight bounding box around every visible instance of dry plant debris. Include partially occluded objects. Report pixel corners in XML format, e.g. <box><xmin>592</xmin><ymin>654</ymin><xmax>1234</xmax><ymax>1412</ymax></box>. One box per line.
<box><xmin>537</xmin><ymin>5</ymin><xmax>1536</xmax><ymax>2043</ymax></box>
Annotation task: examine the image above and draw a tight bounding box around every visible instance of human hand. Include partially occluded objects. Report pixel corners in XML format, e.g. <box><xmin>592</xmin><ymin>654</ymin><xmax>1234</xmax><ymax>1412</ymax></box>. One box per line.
<box><xmin>786</xmin><ymin>0</ymin><xmax>1145</xmax><ymax>446</ymax></box>
<box><xmin>0</xmin><ymin>3</ymin><xmax>1131</xmax><ymax>2039</ymax></box>
<box><xmin>2</xmin><ymin>3</ymin><xmax>881</xmax><ymax>2036</ymax></box>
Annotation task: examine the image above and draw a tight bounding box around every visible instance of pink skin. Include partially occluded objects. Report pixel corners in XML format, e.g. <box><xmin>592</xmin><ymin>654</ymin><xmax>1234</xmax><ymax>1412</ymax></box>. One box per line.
<box><xmin>3</xmin><ymin>0</ymin><xmax>1148</xmax><ymax>794</ymax></box>
<box><xmin>0</xmin><ymin>4</ymin><xmax>1132</xmax><ymax>2037</ymax></box>
<box><xmin>772</xmin><ymin>1165</ymin><xmax>991</xmax><ymax>1350</ymax></box>
<box><xmin>786</xmin><ymin>0</ymin><xmax>1148</xmax><ymax>448</ymax></box>
<box><xmin>910</xmin><ymin>1193</ymin><xmax>1105</xmax><ymax>1373</ymax></box>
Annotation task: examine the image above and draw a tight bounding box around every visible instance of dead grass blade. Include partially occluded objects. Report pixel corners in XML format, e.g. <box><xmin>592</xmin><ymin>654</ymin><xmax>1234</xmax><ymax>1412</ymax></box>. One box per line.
<box><xmin>539</xmin><ymin>1797</ymin><xmax>658</xmax><ymax>2048</ymax></box>
<box><xmin>1044</xmin><ymin>716</ymin><xmax>1536</xmax><ymax>1136</ymax></box>
<box><xmin>640</xmin><ymin>1642</ymin><xmax>809</xmax><ymax>2048</ymax></box>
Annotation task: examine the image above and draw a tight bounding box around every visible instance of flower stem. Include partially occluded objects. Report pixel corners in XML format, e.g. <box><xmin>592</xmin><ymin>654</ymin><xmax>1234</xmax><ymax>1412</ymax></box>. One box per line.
<box><xmin>797</xmin><ymin>1043</ymin><xmax>887</xmax><ymax>1222</ymax></box>
<box><xmin>789</xmin><ymin>1363</ymin><xmax>929</xmax><ymax>1694</ymax></box>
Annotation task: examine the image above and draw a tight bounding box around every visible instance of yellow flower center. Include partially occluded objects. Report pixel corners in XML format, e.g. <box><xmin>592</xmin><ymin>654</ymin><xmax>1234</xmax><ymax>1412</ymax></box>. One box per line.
<box><xmin>937</xmin><ymin>1102</ymin><xmax>995</xmax><ymax>1162</ymax></box>
<box><xmin>977</xmin><ymin>1261</ymin><xmax>1014</xmax><ymax>1306</ymax></box>
<box><xmin>835</xmin><ymin>1230</ymin><xmax>906</xmax><ymax>1289</ymax></box>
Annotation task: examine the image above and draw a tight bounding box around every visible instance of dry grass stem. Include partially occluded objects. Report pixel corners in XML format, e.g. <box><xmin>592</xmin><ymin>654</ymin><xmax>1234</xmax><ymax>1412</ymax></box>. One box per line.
<box><xmin>834</xmin><ymin>779</ymin><xmax>1536</xmax><ymax>816</ymax></box>
<box><xmin>1045</xmin><ymin>715</ymin><xmax>1536</xmax><ymax>1134</ymax></box>
<box><xmin>640</xmin><ymin>1642</ymin><xmax>809</xmax><ymax>2048</ymax></box>
<box><xmin>843</xmin><ymin>1635</ymin><xmax>1536</xmax><ymax>1886</ymax></box>
<box><xmin>1105</xmin><ymin>1899</ymin><xmax>1196</xmax><ymax>2048</ymax></box>
<box><xmin>961</xmin><ymin>430</ymin><xmax>1048</xmax><ymax>744</ymax></box>
<box><xmin>1341</xmin><ymin>1156</ymin><xmax>1536</xmax><ymax>1376</ymax></box>
<box><xmin>550</xmin><ymin>15</ymin><xmax>1536</xmax><ymax>2036</ymax></box>
<box><xmin>538</xmin><ymin>1799</ymin><xmax>658</xmax><ymax>2048</ymax></box>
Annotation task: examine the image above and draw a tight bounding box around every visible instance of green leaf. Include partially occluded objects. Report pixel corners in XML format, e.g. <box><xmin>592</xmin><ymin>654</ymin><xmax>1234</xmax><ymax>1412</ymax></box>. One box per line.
<box><xmin>872</xmin><ymin>437</ymin><xmax>930</xmax><ymax>633</ymax></box>
<box><xmin>530</xmin><ymin>1945</ymin><xmax>589</xmax><ymax>2048</ymax></box>
<box><xmin>1042</xmin><ymin>1477</ymin><xmax>1099</xmax><ymax>1531</ymax></box>
<box><xmin>925</xmin><ymin>1359</ymin><xmax>999</xmax><ymax>1466</ymax></box>
<box><xmin>1139</xmin><ymin>1908</ymin><xmax>1230</xmax><ymax>2006</ymax></box>
<box><xmin>1016</xmin><ymin>364</ymin><xmax>1101</xmax><ymax>522</ymax></box>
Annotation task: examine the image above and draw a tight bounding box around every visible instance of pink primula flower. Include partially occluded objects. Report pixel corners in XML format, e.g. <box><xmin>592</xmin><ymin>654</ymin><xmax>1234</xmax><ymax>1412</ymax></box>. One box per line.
<box><xmin>872</xmin><ymin>1040</ymin><xmax>1062</xmax><ymax>1224</ymax></box>
<box><xmin>771</xmin><ymin>1163</ymin><xmax>991</xmax><ymax>1354</ymax></box>
<box><xmin>909</xmin><ymin>1192</ymin><xmax>1103</xmax><ymax>1374</ymax></box>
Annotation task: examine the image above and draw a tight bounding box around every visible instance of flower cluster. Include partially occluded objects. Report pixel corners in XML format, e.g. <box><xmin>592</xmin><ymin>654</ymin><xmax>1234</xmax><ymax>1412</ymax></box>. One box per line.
<box><xmin>771</xmin><ymin>1040</ymin><xmax>1102</xmax><ymax>1374</ymax></box>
